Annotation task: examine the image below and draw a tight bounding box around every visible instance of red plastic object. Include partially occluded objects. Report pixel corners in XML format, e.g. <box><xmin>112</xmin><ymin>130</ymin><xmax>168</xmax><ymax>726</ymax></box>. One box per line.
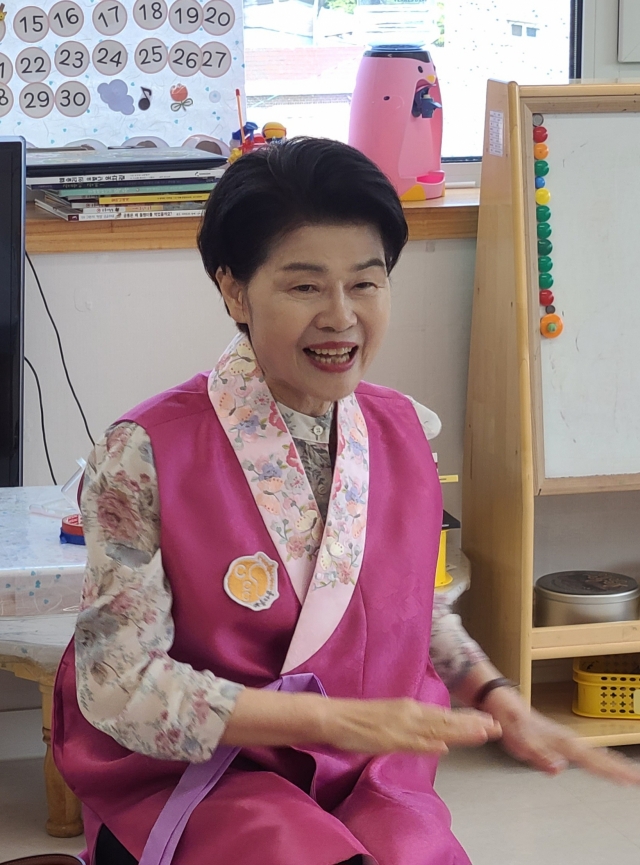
<box><xmin>539</xmin><ymin>289</ymin><xmax>554</xmax><ymax>305</ymax></box>
<box><xmin>62</xmin><ymin>513</ymin><xmax>84</xmax><ymax>536</ymax></box>
<box><xmin>533</xmin><ymin>126</ymin><xmax>548</xmax><ymax>143</ymax></box>
<box><xmin>417</xmin><ymin>170</ymin><xmax>446</xmax><ymax>184</ymax></box>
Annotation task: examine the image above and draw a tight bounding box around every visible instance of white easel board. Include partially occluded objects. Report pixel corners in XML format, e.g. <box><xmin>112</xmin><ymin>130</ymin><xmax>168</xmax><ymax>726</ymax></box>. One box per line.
<box><xmin>537</xmin><ymin>112</ymin><xmax>640</xmax><ymax>482</ymax></box>
<box><xmin>0</xmin><ymin>0</ymin><xmax>244</xmax><ymax>148</ymax></box>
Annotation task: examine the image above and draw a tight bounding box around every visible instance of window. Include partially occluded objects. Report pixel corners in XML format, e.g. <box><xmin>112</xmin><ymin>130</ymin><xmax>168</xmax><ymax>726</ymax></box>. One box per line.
<box><xmin>245</xmin><ymin>0</ymin><xmax>575</xmax><ymax>158</ymax></box>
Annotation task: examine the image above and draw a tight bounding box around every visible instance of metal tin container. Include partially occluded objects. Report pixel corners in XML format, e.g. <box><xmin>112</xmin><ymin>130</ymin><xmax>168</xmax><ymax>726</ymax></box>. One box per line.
<box><xmin>534</xmin><ymin>571</ymin><xmax>640</xmax><ymax>627</ymax></box>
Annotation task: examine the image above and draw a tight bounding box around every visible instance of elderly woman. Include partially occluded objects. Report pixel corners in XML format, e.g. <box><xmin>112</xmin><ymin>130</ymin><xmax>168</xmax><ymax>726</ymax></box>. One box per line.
<box><xmin>53</xmin><ymin>138</ymin><xmax>640</xmax><ymax>865</ymax></box>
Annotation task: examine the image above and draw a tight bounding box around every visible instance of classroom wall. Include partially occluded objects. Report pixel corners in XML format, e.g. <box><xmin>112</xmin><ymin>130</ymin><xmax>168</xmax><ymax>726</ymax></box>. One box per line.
<box><xmin>22</xmin><ymin>239</ymin><xmax>475</xmax><ymax>503</ymax></box>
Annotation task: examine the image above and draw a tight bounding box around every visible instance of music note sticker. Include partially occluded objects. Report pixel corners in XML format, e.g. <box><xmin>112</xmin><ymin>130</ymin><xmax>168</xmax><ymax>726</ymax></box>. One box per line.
<box><xmin>138</xmin><ymin>85</ymin><xmax>152</xmax><ymax>110</ymax></box>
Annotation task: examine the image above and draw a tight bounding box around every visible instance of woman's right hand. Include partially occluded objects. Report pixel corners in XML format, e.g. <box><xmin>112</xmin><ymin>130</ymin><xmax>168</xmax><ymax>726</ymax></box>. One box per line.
<box><xmin>221</xmin><ymin>689</ymin><xmax>501</xmax><ymax>755</ymax></box>
<box><xmin>322</xmin><ymin>697</ymin><xmax>502</xmax><ymax>755</ymax></box>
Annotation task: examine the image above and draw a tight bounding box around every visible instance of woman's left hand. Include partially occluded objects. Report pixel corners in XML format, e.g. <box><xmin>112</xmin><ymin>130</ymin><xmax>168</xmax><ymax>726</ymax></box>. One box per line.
<box><xmin>484</xmin><ymin>685</ymin><xmax>640</xmax><ymax>785</ymax></box>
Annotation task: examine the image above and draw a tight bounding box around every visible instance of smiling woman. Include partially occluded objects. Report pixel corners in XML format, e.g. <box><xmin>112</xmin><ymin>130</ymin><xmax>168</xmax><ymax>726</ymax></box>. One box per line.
<box><xmin>51</xmin><ymin>137</ymin><xmax>640</xmax><ymax>865</ymax></box>
<box><xmin>197</xmin><ymin>138</ymin><xmax>407</xmax><ymax>414</ymax></box>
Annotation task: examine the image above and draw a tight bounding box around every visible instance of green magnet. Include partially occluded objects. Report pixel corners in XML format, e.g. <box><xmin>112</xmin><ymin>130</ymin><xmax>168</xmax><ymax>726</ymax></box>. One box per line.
<box><xmin>547</xmin><ymin>323</ymin><xmax>557</xmax><ymax>333</ymax></box>
<box><xmin>539</xmin><ymin>272</ymin><xmax>554</xmax><ymax>289</ymax></box>
<box><xmin>538</xmin><ymin>238</ymin><xmax>553</xmax><ymax>255</ymax></box>
<box><xmin>537</xmin><ymin>222</ymin><xmax>552</xmax><ymax>239</ymax></box>
<box><xmin>538</xmin><ymin>256</ymin><xmax>553</xmax><ymax>273</ymax></box>
<box><xmin>536</xmin><ymin>205</ymin><xmax>551</xmax><ymax>222</ymax></box>
<box><xmin>534</xmin><ymin>160</ymin><xmax>549</xmax><ymax>177</ymax></box>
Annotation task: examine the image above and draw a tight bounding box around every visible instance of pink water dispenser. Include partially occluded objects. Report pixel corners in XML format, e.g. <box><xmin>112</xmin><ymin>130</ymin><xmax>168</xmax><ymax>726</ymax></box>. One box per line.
<box><xmin>348</xmin><ymin>45</ymin><xmax>444</xmax><ymax>201</ymax></box>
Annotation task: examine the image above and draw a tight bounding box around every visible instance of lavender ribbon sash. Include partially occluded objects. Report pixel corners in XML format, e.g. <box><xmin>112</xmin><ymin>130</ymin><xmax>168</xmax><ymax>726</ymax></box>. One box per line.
<box><xmin>138</xmin><ymin>673</ymin><xmax>327</xmax><ymax>865</ymax></box>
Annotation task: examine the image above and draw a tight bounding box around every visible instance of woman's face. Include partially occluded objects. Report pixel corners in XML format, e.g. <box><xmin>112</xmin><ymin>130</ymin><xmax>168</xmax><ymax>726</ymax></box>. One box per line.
<box><xmin>218</xmin><ymin>223</ymin><xmax>391</xmax><ymax>416</ymax></box>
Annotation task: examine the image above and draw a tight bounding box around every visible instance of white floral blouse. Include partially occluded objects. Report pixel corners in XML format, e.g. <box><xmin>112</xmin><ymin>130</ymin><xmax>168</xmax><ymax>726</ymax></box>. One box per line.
<box><xmin>75</xmin><ymin>398</ymin><xmax>487</xmax><ymax>762</ymax></box>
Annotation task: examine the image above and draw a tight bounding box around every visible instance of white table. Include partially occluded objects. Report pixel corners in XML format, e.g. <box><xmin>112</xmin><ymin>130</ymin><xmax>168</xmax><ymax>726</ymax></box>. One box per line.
<box><xmin>0</xmin><ymin>486</ymin><xmax>86</xmax><ymax>838</ymax></box>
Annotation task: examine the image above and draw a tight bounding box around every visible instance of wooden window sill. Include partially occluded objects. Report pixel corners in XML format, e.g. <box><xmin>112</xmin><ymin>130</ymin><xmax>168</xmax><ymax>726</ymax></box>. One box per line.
<box><xmin>25</xmin><ymin>188</ymin><xmax>479</xmax><ymax>255</ymax></box>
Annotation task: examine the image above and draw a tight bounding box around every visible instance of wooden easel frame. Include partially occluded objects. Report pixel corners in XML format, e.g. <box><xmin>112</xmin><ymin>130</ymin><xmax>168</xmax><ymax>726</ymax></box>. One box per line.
<box><xmin>462</xmin><ymin>81</ymin><xmax>640</xmax><ymax>746</ymax></box>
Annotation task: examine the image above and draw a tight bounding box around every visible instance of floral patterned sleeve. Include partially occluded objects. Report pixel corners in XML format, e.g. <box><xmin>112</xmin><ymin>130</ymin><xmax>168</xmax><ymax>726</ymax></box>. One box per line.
<box><xmin>75</xmin><ymin>421</ymin><xmax>243</xmax><ymax>763</ymax></box>
<box><xmin>409</xmin><ymin>399</ymin><xmax>489</xmax><ymax>691</ymax></box>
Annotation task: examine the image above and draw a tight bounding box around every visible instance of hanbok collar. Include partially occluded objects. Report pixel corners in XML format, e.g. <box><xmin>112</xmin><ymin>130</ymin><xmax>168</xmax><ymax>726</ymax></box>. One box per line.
<box><xmin>208</xmin><ymin>334</ymin><xmax>370</xmax><ymax>673</ymax></box>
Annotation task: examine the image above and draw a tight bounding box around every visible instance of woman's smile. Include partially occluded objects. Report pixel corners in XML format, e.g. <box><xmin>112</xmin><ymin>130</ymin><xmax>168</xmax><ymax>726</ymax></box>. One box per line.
<box><xmin>303</xmin><ymin>342</ymin><xmax>359</xmax><ymax>373</ymax></box>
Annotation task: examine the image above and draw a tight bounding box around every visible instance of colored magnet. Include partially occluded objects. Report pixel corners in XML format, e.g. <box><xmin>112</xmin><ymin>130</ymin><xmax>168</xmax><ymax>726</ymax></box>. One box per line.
<box><xmin>540</xmin><ymin>313</ymin><xmax>563</xmax><ymax>338</ymax></box>
<box><xmin>535</xmin><ymin>176</ymin><xmax>546</xmax><ymax>188</ymax></box>
<box><xmin>536</xmin><ymin>204</ymin><xmax>551</xmax><ymax>222</ymax></box>
<box><xmin>545</xmin><ymin>305</ymin><xmax>556</xmax><ymax>314</ymax></box>
<box><xmin>532</xmin><ymin>113</ymin><xmax>544</xmax><ymax>127</ymax></box>
<box><xmin>538</xmin><ymin>256</ymin><xmax>553</xmax><ymax>273</ymax></box>
<box><xmin>538</xmin><ymin>238</ymin><xmax>553</xmax><ymax>255</ymax></box>
<box><xmin>534</xmin><ymin>143</ymin><xmax>549</xmax><ymax>159</ymax></box>
<box><xmin>537</xmin><ymin>222</ymin><xmax>552</xmax><ymax>239</ymax></box>
<box><xmin>539</xmin><ymin>289</ymin><xmax>554</xmax><ymax>305</ymax></box>
<box><xmin>535</xmin><ymin>188</ymin><xmax>551</xmax><ymax>205</ymax></box>
<box><xmin>533</xmin><ymin>126</ymin><xmax>548</xmax><ymax>143</ymax></box>
<box><xmin>534</xmin><ymin>160</ymin><xmax>549</xmax><ymax>177</ymax></box>
<box><xmin>539</xmin><ymin>272</ymin><xmax>554</xmax><ymax>289</ymax></box>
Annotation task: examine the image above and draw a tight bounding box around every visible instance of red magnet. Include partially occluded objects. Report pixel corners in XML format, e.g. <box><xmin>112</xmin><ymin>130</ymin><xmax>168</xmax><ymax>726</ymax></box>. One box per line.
<box><xmin>533</xmin><ymin>126</ymin><xmax>548</xmax><ymax>143</ymax></box>
<box><xmin>539</xmin><ymin>289</ymin><xmax>554</xmax><ymax>306</ymax></box>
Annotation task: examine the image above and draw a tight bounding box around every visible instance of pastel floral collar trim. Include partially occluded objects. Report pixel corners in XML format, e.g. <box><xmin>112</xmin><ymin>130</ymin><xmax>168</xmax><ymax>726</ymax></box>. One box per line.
<box><xmin>208</xmin><ymin>334</ymin><xmax>370</xmax><ymax>673</ymax></box>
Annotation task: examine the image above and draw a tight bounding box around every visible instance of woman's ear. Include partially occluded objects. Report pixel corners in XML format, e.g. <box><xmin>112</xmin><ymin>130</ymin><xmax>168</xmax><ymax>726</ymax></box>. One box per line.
<box><xmin>216</xmin><ymin>267</ymin><xmax>249</xmax><ymax>326</ymax></box>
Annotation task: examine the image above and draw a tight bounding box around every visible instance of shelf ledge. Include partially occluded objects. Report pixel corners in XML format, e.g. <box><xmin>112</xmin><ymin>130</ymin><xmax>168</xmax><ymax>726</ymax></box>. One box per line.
<box><xmin>532</xmin><ymin>681</ymin><xmax>640</xmax><ymax>747</ymax></box>
<box><xmin>531</xmin><ymin>620</ymin><xmax>640</xmax><ymax>660</ymax></box>
<box><xmin>25</xmin><ymin>188</ymin><xmax>480</xmax><ymax>255</ymax></box>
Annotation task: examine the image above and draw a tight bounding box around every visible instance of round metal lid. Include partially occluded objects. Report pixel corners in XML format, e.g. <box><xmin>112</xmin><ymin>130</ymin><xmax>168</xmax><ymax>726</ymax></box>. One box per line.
<box><xmin>536</xmin><ymin>570</ymin><xmax>640</xmax><ymax>598</ymax></box>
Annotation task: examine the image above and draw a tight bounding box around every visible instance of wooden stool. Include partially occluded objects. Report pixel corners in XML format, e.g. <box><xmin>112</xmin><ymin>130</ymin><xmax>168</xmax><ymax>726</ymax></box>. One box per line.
<box><xmin>0</xmin><ymin>656</ymin><xmax>83</xmax><ymax>838</ymax></box>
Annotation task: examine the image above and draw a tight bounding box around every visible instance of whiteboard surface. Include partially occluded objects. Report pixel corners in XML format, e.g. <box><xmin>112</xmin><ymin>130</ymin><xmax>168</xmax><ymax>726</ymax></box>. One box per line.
<box><xmin>540</xmin><ymin>112</ymin><xmax>640</xmax><ymax>479</ymax></box>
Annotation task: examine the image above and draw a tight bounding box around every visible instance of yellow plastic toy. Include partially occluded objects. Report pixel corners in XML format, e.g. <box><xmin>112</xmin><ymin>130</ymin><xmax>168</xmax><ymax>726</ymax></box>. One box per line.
<box><xmin>263</xmin><ymin>122</ymin><xmax>287</xmax><ymax>142</ymax></box>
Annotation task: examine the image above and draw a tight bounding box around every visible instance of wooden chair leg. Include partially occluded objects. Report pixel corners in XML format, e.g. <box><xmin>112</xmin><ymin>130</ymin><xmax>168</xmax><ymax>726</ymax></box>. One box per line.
<box><xmin>40</xmin><ymin>681</ymin><xmax>84</xmax><ymax>838</ymax></box>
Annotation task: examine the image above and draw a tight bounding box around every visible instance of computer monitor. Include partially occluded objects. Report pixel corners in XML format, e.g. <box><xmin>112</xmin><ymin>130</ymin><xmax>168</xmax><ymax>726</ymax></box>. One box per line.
<box><xmin>0</xmin><ymin>138</ymin><xmax>26</xmax><ymax>487</ymax></box>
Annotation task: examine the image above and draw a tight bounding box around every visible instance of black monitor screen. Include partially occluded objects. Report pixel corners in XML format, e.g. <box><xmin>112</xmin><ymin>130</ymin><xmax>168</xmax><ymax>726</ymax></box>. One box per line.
<box><xmin>0</xmin><ymin>138</ymin><xmax>25</xmax><ymax>487</ymax></box>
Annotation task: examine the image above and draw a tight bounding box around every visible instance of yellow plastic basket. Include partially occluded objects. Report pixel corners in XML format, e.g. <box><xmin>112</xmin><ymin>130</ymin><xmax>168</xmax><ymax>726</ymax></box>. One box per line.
<box><xmin>573</xmin><ymin>654</ymin><xmax>640</xmax><ymax>719</ymax></box>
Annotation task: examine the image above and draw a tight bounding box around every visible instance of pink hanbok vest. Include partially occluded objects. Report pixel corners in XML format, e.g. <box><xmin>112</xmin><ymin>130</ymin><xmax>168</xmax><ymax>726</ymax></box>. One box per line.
<box><xmin>53</xmin><ymin>336</ymin><xmax>471</xmax><ymax>865</ymax></box>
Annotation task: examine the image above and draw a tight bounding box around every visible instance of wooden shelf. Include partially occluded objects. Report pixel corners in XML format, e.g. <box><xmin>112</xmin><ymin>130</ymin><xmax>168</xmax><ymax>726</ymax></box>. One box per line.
<box><xmin>531</xmin><ymin>620</ymin><xmax>640</xmax><ymax>660</ymax></box>
<box><xmin>25</xmin><ymin>188</ymin><xmax>480</xmax><ymax>255</ymax></box>
<box><xmin>532</xmin><ymin>680</ymin><xmax>640</xmax><ymax>747</ymax></box>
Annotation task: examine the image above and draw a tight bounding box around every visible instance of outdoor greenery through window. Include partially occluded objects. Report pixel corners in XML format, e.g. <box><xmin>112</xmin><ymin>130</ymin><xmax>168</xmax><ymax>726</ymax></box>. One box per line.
<box><xmin>244</xmin><ymin>0</ymin><xmax>572</xmax><ymax>157</ymax></box>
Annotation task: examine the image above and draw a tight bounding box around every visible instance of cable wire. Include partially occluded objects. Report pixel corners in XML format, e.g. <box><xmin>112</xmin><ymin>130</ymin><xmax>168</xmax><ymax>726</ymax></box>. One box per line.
<box><xmin>24</xmin><ymin>356</ymin><xmax>57</xmax><ymax>485</ymax></box>
<box><xmin>25</xmin><ymin>251</ymin><xmax>95</xmax><ymax>447</ymax></box>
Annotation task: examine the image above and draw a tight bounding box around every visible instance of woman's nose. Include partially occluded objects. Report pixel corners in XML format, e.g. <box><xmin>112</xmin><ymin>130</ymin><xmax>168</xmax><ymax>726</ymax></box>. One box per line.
<box><xmin>316</xmin><ymin>288</ymin><xmax>357</xmax><ymax>332</ymax></box>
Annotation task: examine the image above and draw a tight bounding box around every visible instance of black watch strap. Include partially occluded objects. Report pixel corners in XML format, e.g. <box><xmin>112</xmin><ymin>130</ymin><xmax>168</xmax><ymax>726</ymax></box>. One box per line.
<box><xmin>472</xmin><ymin>677</ymin><xmax>517</xmax><ymax>710</ymax></box>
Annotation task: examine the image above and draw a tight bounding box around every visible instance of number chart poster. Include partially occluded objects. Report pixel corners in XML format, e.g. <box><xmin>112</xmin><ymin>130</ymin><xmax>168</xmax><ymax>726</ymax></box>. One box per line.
<box><xmin>0</xmin><ymin>0</ymin><xmax>244</xmax><ymax>148</ymax></box>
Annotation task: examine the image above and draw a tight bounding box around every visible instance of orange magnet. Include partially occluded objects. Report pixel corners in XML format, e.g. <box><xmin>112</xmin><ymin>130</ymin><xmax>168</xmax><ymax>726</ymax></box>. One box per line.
<box><xmin>540</xmin><ymin>313</ymin><xmax>563</xmax><ymax>338</ymax></box>
<box><xmin>534</xmin><ymin>143</ymin><xmax>549</xmax><ymax>159</ymax></box>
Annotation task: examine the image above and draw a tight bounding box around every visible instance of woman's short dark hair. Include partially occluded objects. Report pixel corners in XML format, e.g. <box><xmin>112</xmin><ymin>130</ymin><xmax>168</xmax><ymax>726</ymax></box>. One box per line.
<box><xmin>198</xmin><ymin>137</ymin><xmax>408</xmax><ymax>332</ymax></box>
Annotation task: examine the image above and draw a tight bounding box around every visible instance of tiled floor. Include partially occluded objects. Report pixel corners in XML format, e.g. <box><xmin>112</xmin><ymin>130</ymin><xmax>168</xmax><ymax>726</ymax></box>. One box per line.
<box><xmin>2</xmin><ymin>744</ymin><xmax>640</xmax><ymax>863</ymax></box>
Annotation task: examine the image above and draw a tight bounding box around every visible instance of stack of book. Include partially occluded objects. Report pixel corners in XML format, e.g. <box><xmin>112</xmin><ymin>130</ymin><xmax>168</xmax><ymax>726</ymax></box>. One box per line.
<box><xmin>27</xmin><ymin>148</ymin><xmax>227</xmax><ymax>222</ymax></box>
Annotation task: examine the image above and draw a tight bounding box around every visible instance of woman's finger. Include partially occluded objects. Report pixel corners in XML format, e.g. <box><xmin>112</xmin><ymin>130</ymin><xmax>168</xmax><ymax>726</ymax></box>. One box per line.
<box><xmin>561</xmin><ymin>739</ymin><xmax>640</xmax><ymax>785</ymax></box>
<box><xmin>428</xmin><ymin>709</ymin><xmax>501</xmax><ymax>747</ymax></box>
<box><xmin>505</xmin><ymin>730</ymin><xmax>568</xmax><ymax>774</ymax></box>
